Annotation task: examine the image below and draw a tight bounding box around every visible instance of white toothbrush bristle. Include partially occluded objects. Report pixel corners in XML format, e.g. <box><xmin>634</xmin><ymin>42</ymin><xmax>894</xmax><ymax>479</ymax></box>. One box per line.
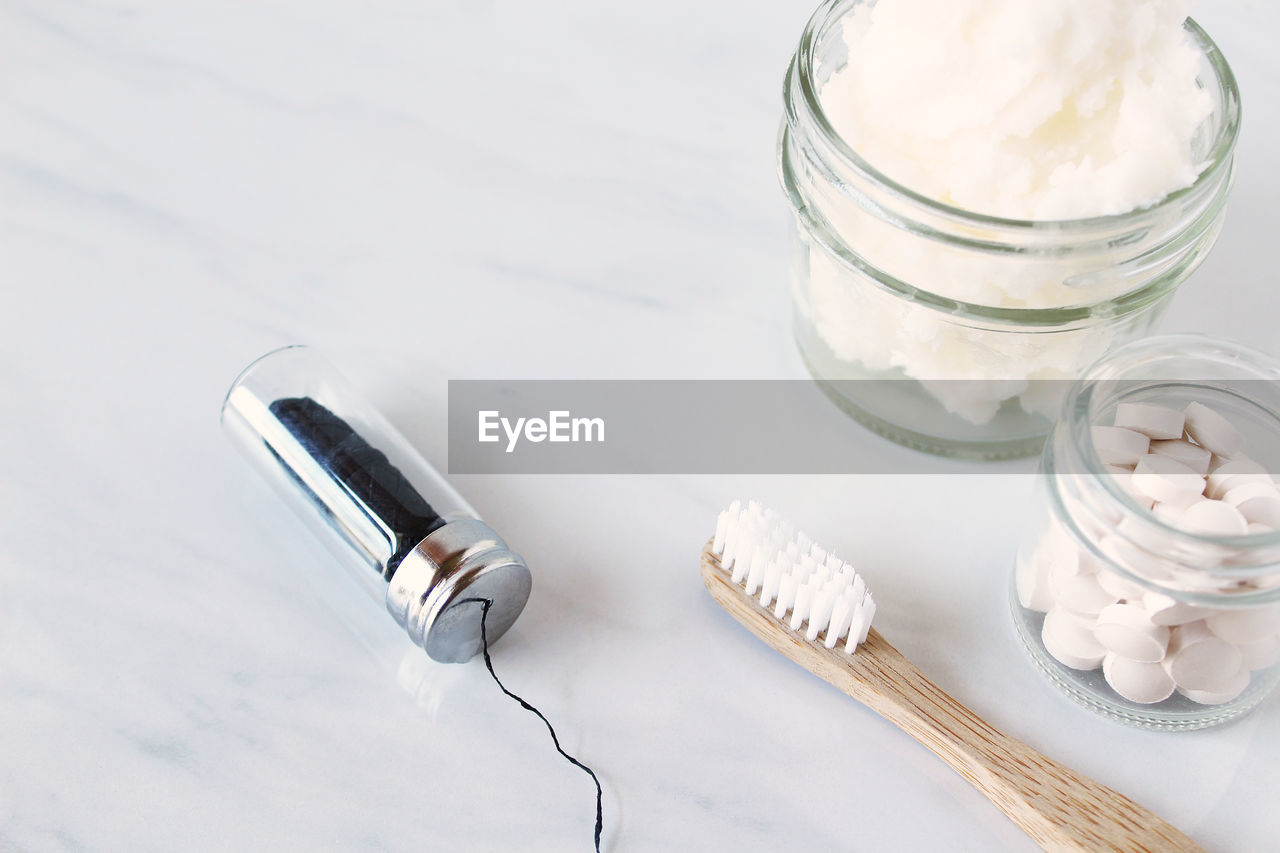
<box><xmin>846</xmin><ymin>611</ymin><xmax>867</xmax><ymax>653</ymax></box>
<box><xmin>790</xmin><ymin>582</ymin><xmax>812</xmax><ymax>631</ymax></box>
<box><xmin>827</xmin><ymin>593</ymin><xmax>854</xmax><ymax>648</ymax></box>
<box><xmin>775</xmin><ymin>575</ymin><xmax>796</xmax><ymax>618</ymax></box>
<box><xmin>710</xmin><ymin>501</ymin><xmax>875</xmax><ymax>652</ymax></box>
<box><xmin>713</xmin><ymin>510</ymin><xmax>730</xmax><ymax>555</ymax></box>
<box><xmin>760</xmin><ymin>558</ymin><xmax>782</xmax><ymax>607</ymax></box>
<box><xmin>745</xmin><ymin>551</ymin><xmax>766</xmax><ymax>595</ymax></box>
<box><xmin>858</xmin><ymin>599</ymin><xmax>876</xmax><ymax>644</ymax></box>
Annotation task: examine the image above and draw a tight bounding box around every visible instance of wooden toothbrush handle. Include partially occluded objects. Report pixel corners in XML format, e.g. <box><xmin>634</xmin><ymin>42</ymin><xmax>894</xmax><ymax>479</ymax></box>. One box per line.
<box><xmin>845</xmin><ymin>632</ymin><xmax>1201</xmax><ymax>852</ymax></box>
<box><xmin>701</xmin><ymin>556</ymin><xmax>1203</xmax><ymax>852</ymax></box>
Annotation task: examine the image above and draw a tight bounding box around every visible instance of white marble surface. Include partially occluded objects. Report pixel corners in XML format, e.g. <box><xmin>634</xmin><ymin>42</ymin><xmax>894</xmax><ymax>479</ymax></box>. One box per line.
<box><xmin>3</xmin><ymin>1</ymin><xmax>1279</xmax><ymax>850</ymax></box>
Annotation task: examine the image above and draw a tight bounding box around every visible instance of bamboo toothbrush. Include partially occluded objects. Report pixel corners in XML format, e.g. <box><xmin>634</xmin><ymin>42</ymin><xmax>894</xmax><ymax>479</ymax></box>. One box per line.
<box><xmin>701</xmin><ymin>501</ymin><xmax>1202</xmax><ymax>853</ymax></box>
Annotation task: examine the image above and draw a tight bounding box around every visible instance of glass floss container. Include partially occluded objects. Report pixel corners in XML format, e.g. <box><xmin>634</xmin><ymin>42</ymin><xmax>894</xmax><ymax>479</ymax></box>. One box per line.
<box><xmin>222</xmin><ymin>346</ymin><xmax>532</xmax><ymax>663</ymax></box>
<box><xmin>779</xmin><ymin>0</ymin><xmax>1241</xmax><ymax>458</ymax></box>
<box><xmin>1012</xmin><ymin>336</ymin><xmax>1280</xmax><ymax>730</ymax></box>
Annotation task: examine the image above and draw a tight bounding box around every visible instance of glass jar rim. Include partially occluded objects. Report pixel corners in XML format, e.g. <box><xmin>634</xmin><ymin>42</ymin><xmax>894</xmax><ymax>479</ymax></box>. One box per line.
<box><xmin>1061</xmin><ymin>335</ymin><xmax>1280</xmax><ymax>589</ymax></box>
<box><xmin>779</xmin><ymin>121</ymin><xmax>1234</xmax><ymax>328</ymax></box>
<box><xmin>791</xmin><ymin>0</ymin><xmax>1242</xmax><ymax>232</ymax></box>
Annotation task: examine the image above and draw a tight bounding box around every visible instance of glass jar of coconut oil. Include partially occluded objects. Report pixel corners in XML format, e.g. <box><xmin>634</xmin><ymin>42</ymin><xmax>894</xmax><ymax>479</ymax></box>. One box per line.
<box><xmin>778</xmin><ymin>0</ymin><xmax>1241</xmax><ymax>458</ymax></box>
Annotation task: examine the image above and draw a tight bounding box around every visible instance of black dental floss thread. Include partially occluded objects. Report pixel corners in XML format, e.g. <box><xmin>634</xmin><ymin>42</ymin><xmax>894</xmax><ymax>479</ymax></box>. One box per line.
<box><xmin>463</xmin><ymin>597</ymin><xmax>605</xmax><ymax>853</ymax></box>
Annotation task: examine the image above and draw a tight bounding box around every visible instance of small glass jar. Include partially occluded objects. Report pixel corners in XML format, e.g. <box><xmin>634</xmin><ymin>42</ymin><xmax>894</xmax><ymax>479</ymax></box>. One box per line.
<box><xmin>778</xmin><ymin>0</ymin><xmax>1241</xmax><ymax>459</ymax></box>
<box><xmin>1011</xmin><ymin>336</ymin><xmax>1280</xmax><ymax>730</ymax></box>
<box><xmin>222</xmin><ymin>346</ymin><xmax>532</xmax><ymax>663</ymax></box>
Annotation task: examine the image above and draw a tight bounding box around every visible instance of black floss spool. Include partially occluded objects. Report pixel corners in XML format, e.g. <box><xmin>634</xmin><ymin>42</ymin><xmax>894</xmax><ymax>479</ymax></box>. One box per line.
<box><xmin>222</xmin><ymin>345</ymin><xmax>603</xmax><ymax>851</ymax></box>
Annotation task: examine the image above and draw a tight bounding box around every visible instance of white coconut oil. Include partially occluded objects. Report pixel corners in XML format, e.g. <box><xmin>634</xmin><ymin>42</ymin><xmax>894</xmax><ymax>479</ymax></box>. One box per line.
<box><xmin>779</xmin><ymin>0</ymin><xmax>1240</xmax><ymax>455</ymax></box>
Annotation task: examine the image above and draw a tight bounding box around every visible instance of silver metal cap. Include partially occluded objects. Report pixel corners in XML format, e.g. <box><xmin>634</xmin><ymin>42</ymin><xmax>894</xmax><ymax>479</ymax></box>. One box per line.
<box><xmin>385</xmin><ymin>518</ymin><xmax>532</xmax><ymax>663</ymax></box>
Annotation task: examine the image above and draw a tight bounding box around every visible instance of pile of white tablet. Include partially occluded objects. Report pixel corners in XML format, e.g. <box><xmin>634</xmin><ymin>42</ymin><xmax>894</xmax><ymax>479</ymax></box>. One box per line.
<box><xmin>1018</xmin><ymin>401</ymin><xmax>1280</xmax><ymax>706</ymax></box>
